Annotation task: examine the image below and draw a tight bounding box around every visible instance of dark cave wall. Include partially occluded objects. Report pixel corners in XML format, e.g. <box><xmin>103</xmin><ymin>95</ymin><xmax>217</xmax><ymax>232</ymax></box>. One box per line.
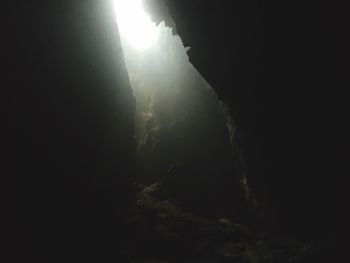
<box><xmin>145</xmin><ymin>0</ymin><xmax>344</xmax><ymax>237</ymax></box>
<box><xmin>5</xmin><ymin>1</ymin><xmax>135</xmax><ymax>260</ymax></box>
<box><xmin>2</xmin><ymin>2</ymin><xmax>346</xmax><ymax>261</ymax></box>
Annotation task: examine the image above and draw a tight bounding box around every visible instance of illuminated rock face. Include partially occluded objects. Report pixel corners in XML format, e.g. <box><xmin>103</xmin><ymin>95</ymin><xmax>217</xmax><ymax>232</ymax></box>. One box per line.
<box><xmin>114</xmin><ymin>0</ymin><xmax>253</xmax><ymax>221</ymax></box>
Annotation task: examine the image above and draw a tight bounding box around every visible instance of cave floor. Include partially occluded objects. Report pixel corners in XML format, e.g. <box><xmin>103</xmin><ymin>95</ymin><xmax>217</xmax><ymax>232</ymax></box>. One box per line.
<box><xmin>121</xmin><ymin>184</ymin><xmax>321</xmax><ymax>263</ymax></box>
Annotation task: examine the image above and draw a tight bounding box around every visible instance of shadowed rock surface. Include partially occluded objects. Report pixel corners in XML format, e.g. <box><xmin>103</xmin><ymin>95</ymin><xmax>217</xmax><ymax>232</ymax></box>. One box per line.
<box><xmin>144</xmin><ymin>0</ymin><xmax>344</xmax><ymax>241</ymax></box>
<box><xmin>5</xmin><ymin>1</ymin><xmax>136</xmax><ymax>261</ymax></box>
<box><xmin>122</xmin><ymin>185</ymin><xmax>323</xmax><ymax>262</ymax></box>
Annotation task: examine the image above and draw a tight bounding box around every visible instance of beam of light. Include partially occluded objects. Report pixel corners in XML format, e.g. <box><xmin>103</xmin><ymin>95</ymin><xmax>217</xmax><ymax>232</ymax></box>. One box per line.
<box><xmin>113</xmin><ymin>0</ymin><xmax>158</xmax><ymax>50</ymax></box>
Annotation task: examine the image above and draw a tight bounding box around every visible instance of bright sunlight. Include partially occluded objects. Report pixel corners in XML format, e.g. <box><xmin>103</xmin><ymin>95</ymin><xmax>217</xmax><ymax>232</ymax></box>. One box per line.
<box><xmin>113</xmin><ymin>0</ymin><xmax>159</xmax><ymax>50</ymax></box>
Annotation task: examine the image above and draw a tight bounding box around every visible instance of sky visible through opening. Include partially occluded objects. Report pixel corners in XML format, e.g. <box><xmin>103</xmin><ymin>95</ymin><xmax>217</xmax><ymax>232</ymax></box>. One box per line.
<box><xmin>113</xmin><ymin>0</ymin><xmax>160</xmax><ymax>50</ymax></box>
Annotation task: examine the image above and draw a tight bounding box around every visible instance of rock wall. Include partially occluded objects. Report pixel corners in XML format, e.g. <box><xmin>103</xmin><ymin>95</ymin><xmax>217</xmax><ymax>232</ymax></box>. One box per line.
<box><xmin>119</xmin><ymin>13</ymin><xmax>253</xmax><ymax>220</ymax></box>
<box><xmin>142</xmin><ymin>0</ymin><xmax>256</xmax><ymax>222</ymax></box>
<box><xmin>4</xmin><ymin>1</ymin><xmax>136</xmax><ymax>261</ymax></box>
<box><xmin>144</xmin><ymin>0</ymin><xmax>343</xmax><ymax>238</ymax></box>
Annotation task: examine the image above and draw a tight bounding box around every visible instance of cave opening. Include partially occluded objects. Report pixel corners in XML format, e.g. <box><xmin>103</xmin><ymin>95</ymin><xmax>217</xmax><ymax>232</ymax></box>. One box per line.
<box><xmin>5</xmin><ymin>1</ymin><xmax>339</xmax><ymax>261</ymax></box>
<box><xmin>113</xmin><ymin>0</ymin><xmax>250</xmax><ymax>219</ymax></box>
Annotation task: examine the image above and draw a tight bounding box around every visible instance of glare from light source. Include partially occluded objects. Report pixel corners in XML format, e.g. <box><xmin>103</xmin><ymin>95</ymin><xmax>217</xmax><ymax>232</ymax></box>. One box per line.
<box><xmin>113</xmin><ymin>0</ymin><xmax>158</xmax><ymax>50</ymax></box>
